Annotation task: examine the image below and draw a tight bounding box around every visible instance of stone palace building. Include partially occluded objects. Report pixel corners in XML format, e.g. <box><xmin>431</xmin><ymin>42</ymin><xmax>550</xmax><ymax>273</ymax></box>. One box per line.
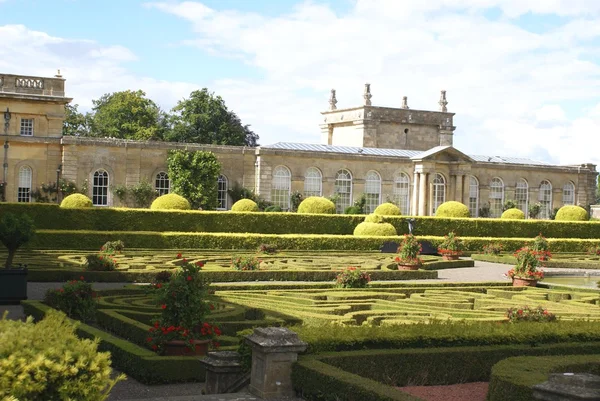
<box><xmin>0</xmin><ymin>72</ymin><xmax>597</xmax><ymax>218</ymax></box>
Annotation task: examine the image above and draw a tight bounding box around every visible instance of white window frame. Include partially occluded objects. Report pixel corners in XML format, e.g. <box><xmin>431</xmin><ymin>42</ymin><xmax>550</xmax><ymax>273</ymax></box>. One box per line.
<box><xmin>92</xmin><ymin>169</ymin><xmax>109</xmax><ymax>206</ymax></box>
<box><xmin>489</xmin><ymin>177</ymin><xmax>504</xmax><ymax>218</ymax></box>
<box><xmin>155</xmin><ymin>171</ymin><xmax>170</xmax><ymax>196</ymax></box>
<box><xmin>515</xmin><ymin>179</ymin><xmax>529</xmax><ymax>217</ymax></box>
<box><xmin>432</xmin><ymin>173</ymin><xmax>446</xmax><ymax>215</ymax></box>
<box><xmin>393</xmin><ymin>172</ymin><xmax>410</xmax><ymax>215</ymax></box>
<box><xmin>539</xmin><ymin>180</ymin><xmax>553</xmax><ymax>219</ymax></box>
<box><xmin>334</xmin><ymin>169</ymin><xmax>353</xmax><ymax>214</ymax></box>
<box><xmin>271</xmin><ymin>165</ymin><xmax>291</xmax><ymax>210</ymax></box>
<box><xmin>364</xmin><ymin>170</ymin><xmax>382</xmax><ymax>214</ymax></box>
<box><xmin>468</xmin><ymin>176</ymin><xmax>479</xmax><ymax>217</ymax></box>
<box><xmin>303</xmin><ymin>167</ymin><xmax>322</xmax><ymax>197</ymax></box>
<box><xmin>17</xmin><ymin>166</ymin><xmax>32</xmax><ymax>203</ymax></box>
<box><xmin>20</xmin><ymin>118</ymin><xmax>34</xmax><ymax>137</ymax></box>
<box><xmin>562</xmin><ymin>182</ymin><xmax>575</xmax><ymax>205</ymax></box>
<box><xmin>217</xmin><ymin>175</ymin><xmax>228</xmax><ymax>211</ymax></box>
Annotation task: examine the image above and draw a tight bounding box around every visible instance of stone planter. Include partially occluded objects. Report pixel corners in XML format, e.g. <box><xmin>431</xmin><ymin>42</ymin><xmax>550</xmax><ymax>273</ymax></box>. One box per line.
<box><xmin>0</xmin><ymin>267</ymin><xmax>28</xmax><ymax>305</ymax></box>
<box><xmin>442</xmin><ymin>255</ymin><xmax>460</xmax><ymax>261</ymax></box>
<box><xmin>512</xmin><ymin>277</ymin><xmax>538</xmax><ymax>287</ymax></box>
<box><xmin>163</xmin><ymin>339</ymin><xmax>210</xmax><ymax>356</ymax></box>
<box><xmin>397</xmin><ymin>263</ymin><xmax>421</xmax><ymax>271</ymax></box>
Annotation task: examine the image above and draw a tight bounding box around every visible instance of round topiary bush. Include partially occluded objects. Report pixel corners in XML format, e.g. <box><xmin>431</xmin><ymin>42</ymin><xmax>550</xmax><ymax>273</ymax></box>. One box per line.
<box><xmin>150</xmin><ymin>193</ymin><xmax>191</xmax><ymax>210</ymax></box>
<box><xmin>353</xmin><ymin>222</ymin><xmax>397</xmax><ymax>236</ymax></box>
<box><xmin>297</xmin><ymin>197</ymin><xmax>336</xmax><ymax>214</ymax></box>
<box><xmin>435</xmin><ymin>201</ymin><xmax>470</xmax><ymax>218</ymax></box>
<box><xmin>501</xmin><ymin>208</ymin><xmax>525</xmax><ymax>219</ymax></box>
<box><xmin>60</xmin><ymin>194</ymin><xmax>93</xmax><ymax>208</ymax></box>
<box><xmin>555</xmin><ymin>205</ymin><xmax>589</xmax><ymax>221</ymax></box>
<box><xmin>364</xmin><ymin>214</ymin><xmax>384</xmax><ymax>223</ymax></box>
<box><xmin>231</xmin><ymin>199</ymin><xmax>259</xmax><ymax>212</ymax></box>
<box><xmin>374</xmin><ymin>203</ymin><xmax>401</xmax><ymax>216</ymax></box>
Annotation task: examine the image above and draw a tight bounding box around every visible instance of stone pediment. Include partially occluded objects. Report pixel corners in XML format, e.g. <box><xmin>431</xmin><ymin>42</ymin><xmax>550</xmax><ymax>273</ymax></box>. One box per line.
<box><xmin>410</xmin><ymin>146</ymin><xmax>474</xmax><ymax>164</ymax></box>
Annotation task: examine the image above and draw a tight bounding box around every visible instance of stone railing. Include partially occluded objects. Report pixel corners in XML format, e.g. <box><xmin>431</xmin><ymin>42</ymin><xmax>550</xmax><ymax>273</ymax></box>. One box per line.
<box><xmin>0</xmin><ymin>74</ymin><xmax>65</xmax><ymax>97</ymax></box>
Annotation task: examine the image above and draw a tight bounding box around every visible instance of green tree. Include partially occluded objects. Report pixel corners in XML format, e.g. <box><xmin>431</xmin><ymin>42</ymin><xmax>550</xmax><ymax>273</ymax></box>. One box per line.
<box><xmin>62</xmin><ymin>104</ymin><xmax>93</xmax><ymax>136</ymax></box>
<box><xmin>167</xmin><ymin>150</ymin><xmax>221</xmax><ymax>210</ymax></box>
<box><xmin>167</xmin><ymin>89</ymin><xmax>259</xmax><ymax>146</ymax></box>
<box><xmin>91</xmin><ymin>90</ymin><xmax>164</xmax><ymax>140</ymax></box>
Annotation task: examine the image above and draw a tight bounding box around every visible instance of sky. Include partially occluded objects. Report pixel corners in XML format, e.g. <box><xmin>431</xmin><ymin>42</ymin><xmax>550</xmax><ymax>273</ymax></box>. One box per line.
<box><xmin>1</xmin><ymin>0</ymin><xmax>600</xmax><ymax>166</ymax></box>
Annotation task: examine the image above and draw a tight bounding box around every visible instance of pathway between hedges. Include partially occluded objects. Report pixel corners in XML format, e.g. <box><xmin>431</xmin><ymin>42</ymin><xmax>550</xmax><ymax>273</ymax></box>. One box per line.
<box><xmin>2</xmin><ymin>260</ymin><xmax>594</xmax><ymax>401</ymax></box>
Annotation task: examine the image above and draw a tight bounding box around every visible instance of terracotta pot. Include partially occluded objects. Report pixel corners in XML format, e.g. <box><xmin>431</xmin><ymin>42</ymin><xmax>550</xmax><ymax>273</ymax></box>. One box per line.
<box><xmin>512</xmin><ymin>277</ymin><xmax>538</xmax><ymax>287</ymax></box>
<box><xmin>397</xmin><ymin>264</ymin><xmax>420</xmax><ymax>271</ymax></box>
<box><xmin>163</xmin><ymin>339</ymin><xmax>210</xmax><ymax>356</ymax></box>
<box><xmin>442</xmin><ymin>255</ymin><xmax>460</xmax><ymax>261</ymax></box>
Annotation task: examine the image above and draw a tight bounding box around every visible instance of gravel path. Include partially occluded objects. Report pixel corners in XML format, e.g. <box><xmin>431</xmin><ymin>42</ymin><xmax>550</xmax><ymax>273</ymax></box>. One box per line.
<box><xmin>398</xmin><ymin>382</ymin><xmax>489</xmax><ymax>401</ymax></box>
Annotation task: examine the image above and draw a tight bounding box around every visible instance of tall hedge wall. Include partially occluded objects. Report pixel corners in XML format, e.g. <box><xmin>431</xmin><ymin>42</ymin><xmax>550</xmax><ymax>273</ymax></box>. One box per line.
<box><xmin>3</xmin><ymin>203</ymin><xmax>600</xmax><ymax>238</ymax></box>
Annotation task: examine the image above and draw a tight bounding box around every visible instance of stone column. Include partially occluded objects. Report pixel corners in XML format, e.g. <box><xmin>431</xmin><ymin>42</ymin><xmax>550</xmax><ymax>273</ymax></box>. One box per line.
<box><xmin>418</xmin><ymin>172</ymin><xmax>428</xmax><ymax>216</ymax></box>
<box><xmin>455</xmin><ymin>175</ymin><xmax>464</xmax><ymax>204</ymax></box>
<box><xmin>532</xmin><ymin>372</ymin><xmax>600</xmax><ymax>400</ymax></box>
<box><xmin>200</xmin><ymin>351</ymin><xmax>245</xmax><ymax>394</ymax></box>
<box><xmin>429</xmin><ymin>181</ymin><xmax>435</xmax><ymax>216</ymax></box>
<box><xmin>411</xmin><ymin>172</ymin><xmax>419</xmax><ymax>216</ymax></box>
<box><xmin>246</xmin><ymin>327</ymin><xmax>307</xmax><ymax>399</ymax></box>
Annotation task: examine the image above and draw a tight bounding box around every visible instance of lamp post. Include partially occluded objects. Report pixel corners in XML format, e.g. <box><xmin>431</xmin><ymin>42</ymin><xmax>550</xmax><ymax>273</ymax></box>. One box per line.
<box><xmin>2</xmin><ymin>107</ymin><xmax>10</xmax><ymax>202</ymax></box>
<box><xmin>56</xmin><ymin>164</ymin><xmax>62</xmax><ymax>204</ymax></box>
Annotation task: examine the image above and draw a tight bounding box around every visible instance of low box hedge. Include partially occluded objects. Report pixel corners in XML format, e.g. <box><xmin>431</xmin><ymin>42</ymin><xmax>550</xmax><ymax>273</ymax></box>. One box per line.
<box><xmin>26</xmin><ymin>230</ymin><xmax>600</xmax><ymax>252</ymax></box>
<box><xmin>4</xmin><ymin>202</ymin><xmax>600</xmax><ymax>238</ymax></box>
<box><xmin>488</xmin><ymin>354</ymin><xmax>600</xmax><ymax>401</ymax></box>
<box><xmin>473</xmin><ymin>253</ymin><xmax>600</xmax><ymax>270</ymax></box>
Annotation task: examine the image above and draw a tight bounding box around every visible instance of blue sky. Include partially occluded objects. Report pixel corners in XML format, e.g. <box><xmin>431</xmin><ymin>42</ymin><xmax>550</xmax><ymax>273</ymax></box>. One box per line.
<box><xmin>1</xmin><ymin>0</ymin><xmax>600</xmax><ymax>165</ymax></box>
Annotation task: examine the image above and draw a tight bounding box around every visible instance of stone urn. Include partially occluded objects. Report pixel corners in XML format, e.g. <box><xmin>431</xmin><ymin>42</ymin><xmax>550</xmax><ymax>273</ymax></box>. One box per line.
<box><xmin>442</xmin><ymin>254</ymin><xmax>460</xmax><ymax>261</ymax></box>
<box><xmin>512</xmin><ymin>277</ymin><xmax>538</xmax><ymax>287</ymax></box>
<box><xmin>163</xmin><ymin>339</ymin><xmax>211</xmax><ymax>356</ymax></box>
<box><xmin>397</xmin><ymin>263</ymin><xmax>421</xmax><ymax>271</ymax></box>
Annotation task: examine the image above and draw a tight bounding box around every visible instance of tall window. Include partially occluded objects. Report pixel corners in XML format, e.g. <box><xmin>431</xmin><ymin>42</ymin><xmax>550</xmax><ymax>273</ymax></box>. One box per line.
<box><xmin>217</xmin><ymin>175</ymin><xmax>228</xmax><ymax>210</ymax></box>
<box><xmin>432</xmin><ymin>173</ymin><xmax>445</xmax><ymax>215</ymax></box>
<box><xmin>334</xmin><ymin>169</ymin><xmax>353</xmax><ymax>214</ymax></box>
<box><xmin>304</xmin><ymin>167</ymin><xmax>322</xmax><ymax>197</ymax></box>
<box><xmin>17</xmin><ymin>166</ymin><xmax>32</xmax><ymax>203</ymax></box>
<box><xmin>20</xmin><ymin>118</ymin><xmax>34</xmax><ymax>136</ymax></box>
<box><xmin>489</xmin><ymin>177</ymin><xmax>504</xmax><ymax>218</ymax></box>
<box><xmin>515</xmin><ymin>179</ymin><xmax>528</xmax><ymax>216</ymax></box>
<box><xmin>92</xmin><ymin>170</ymin><xmax>109</xmax><ymax>206</ymax></box>
<box><xmin>468</xmin><ymin>176</ymin><xmax>479</xmax><ymax>217</ymax></box>
<box><xmin>562</xmin><ymin>182</ymin><xmax>575</xmax><ymax>205</ymax></box>
<box><xmin>539</xmin><ymin>180</ymin><xmax>552</xmax><ymax>219</ymax></box>
<box><xmin>364</xmin><ymin>171</ymin><xmax>381</xmax><ymax>214</ymax></box>
<box><xmin>393</xmin><ymin>173</ymin><xmax>410</xmax><ymax>215</ymax></box>
<box><xmin>155</xmin><ymin>172</ymin><xmax>170</xmax><ymax>196</ymax></box>
<box><xmin>271</xmin><ymin>166</ymin><xmax>291</xmax><ymax>210</ymax></box>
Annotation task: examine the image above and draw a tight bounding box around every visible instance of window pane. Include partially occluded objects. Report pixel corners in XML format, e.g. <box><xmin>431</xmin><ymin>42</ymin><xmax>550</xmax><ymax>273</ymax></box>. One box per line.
<box><xmin>393</xmin><ymin>173</ymin><xmax>410</xmax><ymax>215</ymax></box>
<box><xmin>562</xmin><ymin>182</ymin><xmax>575</xmax><ymax>205</ymax></box>
<box><xmin>155</xmin><ymin>172</ymin><xmax>170</xmax><ymax>196</ymax></box>
<box><xmin>217</xmin><ymin>175</ymin><xmax>228</xmax><ymax>210</ymax></box>
<box><xmin>364</xmin><ymin>171</ymin><xmax>381</xmax><ymax>214</ymax></box>
<box><xmin>304</xmin><ymin>167</ymin><xmax>322</xmax><ymax>197</ymax></box>
<box><xmin>432</xmin><ymin>174</ymin><xmax>445</xmax><ymax>215</ymax></box>
<box><xmin>17</xmin><ymin>166</ymin><xmax>32</xmax><ymax>203</ymax></box>
<box><xmin>271</xmin><ymin>166</ymin><xmax>291</xmax><ymax>210</ymax></box>
<box><xmin>334</xmin><ymin>169</ymin><xmax>352</xmax><ymax>213</ymax></box>
<box><xmin>489</xmin><ymin>178</ymin><xmax>504</xmax><ymax>218</ymax></box>
<box><xmin>92</xmin><ymin>170</ymin><xmax>109</xmax><ymax>206</ymax></box>
<box><xmin>539</xmin><ymin>181</ymin><xmax>552</xmax><ymax>219</ymax></box>
<box><xmin>20</xmin><ymin>119</ymin><xmax>34</xmax><ymax>136</ymax></box>
<box><xmin>515</xmin><ymin>179</ymin><xmax>528</xmax><ymax>216</ymax></box>
<box><xmin>468</xmin><ymin>176</ymin><xmax>478</xmax><ymax>217</ymax></box>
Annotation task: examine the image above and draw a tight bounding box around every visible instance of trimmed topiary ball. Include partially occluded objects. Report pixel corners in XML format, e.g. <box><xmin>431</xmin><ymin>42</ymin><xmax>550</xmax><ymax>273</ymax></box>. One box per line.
<box><xmin>297</xmin><ymin>197</ymin><xmax>336</xmax><ymax>214</ymax></box>
<box><xmin>60</xmin><ymin>194</ymin><xmax>93</xmax><ymax>208</ymax></box>
<box><xmin>501</xmin><ymin>208</ymin><xmax>525</xmax><ymax>219</ymax></box>
<box><xmin>555</xmin><ymin>205</ymin><xmax>589</xmax><ymax>221</ymax></box>
<box><xmin>353</xmin><ymin>222</ymin><xmax>397</xmax><ymax>236</ymax></box>
<box><xmin>435</xmin><ymin>201</ymin><xmax>470</xmax><ymax>218</ymax></box>
<box><xmin>231</xmin><ymin>199</ymin><xmax>259</xmax><ymax>212</ymax></box>
<box><xmin>150</xmin><ymin>193</ymin><xmax>191</xmax><ymax>210</ymax></box>
<box><xmin>364</xmin><ymin>214</ymin><xmax>384</xmax><ymax>223</ymax></box>
<box><xmin>374</xmin><ymin>203</ymin><xmax>401</xmax><ymax>216</ymax></box>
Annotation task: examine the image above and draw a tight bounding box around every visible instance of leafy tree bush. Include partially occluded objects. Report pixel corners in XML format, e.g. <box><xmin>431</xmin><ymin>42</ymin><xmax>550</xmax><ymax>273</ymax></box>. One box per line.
<box><xmin>435</xmin><ymin>201</ymin><xmax>470</xmax><ymax>218</ymax></box>
<box><xmin>374</xmin><ymin>202</ymin><xmax>400</xmax><ymax>216</ymax></box>
<box><xmin>231</xmin><ymin>199</ymin><xmax>259</xmax><ymax>212</ymax></box>
<box><xmin>60</xmin><ymin>193</ymin><xmax>93</xmax><ymax>208</ymax></box>
<box><xmin>297</xmin><ymin>197</ymin><xmax>336</xmax><ymax>214</ymax></box>
<box><xmin>44</xmin><ymin>277</ymin><xmax>98</xmax><ymax>322</ymax></box>
<box><xmin>85</xmin><ymin>253</ymin><xmax>118</xmax><ymax>271</ymax></box>
<box><xmin>0</xmin><ymin>213</ymin><xmax>35</xmax><ymax>268</ymax></box>
<box><xmin>501</xmin><ymin>208</ymin><xmax>525</xmax><ymax>219</ymax></box>
<box><xmin>555</xmin><ymin>205</ymin><xmax>589</xmax><ymax>221</ymax></box>
<box><xmin>290</xmin><ymin>191</ymin><xmax>303</xmax><ymax>212</ymax></box>
<box><xmin>502</xmin><ymin>199</ymin><xmax>517</xmax><ymax>211</ymax></box>
<box><xmin>114</xmin><ymin>181</ymin><xmax>157</xmax><ymax>208</ymax></box>
<box><xmin>353</xmin><ymin>222</ymin><xmax>397</xmax><ymax>236</ymax></box>
<box><xmin>150</xmin><ymin>193</ymin><xmax>191</xmax><ymax>211</ymax></box>
<box><xmin>344</xmin><ymin>206</ymin><xmax>362</xmax><ymax>214</ymax></box>
<box><xmin>264</xmin><ymin>205</ymin><xmax>282</xmax><ymax>212</ymax></box>
<box><xmin>528</xmin><ymin>202</ymin><xmax>542</xmax><ymax>219</ymax></box>
<box><xmin>0</xmin><ymin>310</ymin><xmax>124</xmax><ymax>400</ymax></box>
<box><xmin>335</xmin><ymin>267</ymin><xmax>371</xmax><ymax>288</ymax></box>
<box><xmin>167</xmin><ymin>150</ymin><xmax>221</xmax><ymax>210</ymax></box>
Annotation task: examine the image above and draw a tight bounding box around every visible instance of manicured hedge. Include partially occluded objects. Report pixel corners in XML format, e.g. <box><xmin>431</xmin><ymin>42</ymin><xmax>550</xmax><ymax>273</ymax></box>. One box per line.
<box><xmin>26</xmin><ymin>230</ymin><xmax>600</xmax><ymax>252</ymax></box>
<box><xmin>472</xmin><ymin>253</ymin><xmax>600</xmax><ymax>270</ymax></box>
<box><xmin>488</xmin><ymin>354</ymin><xmax>600</xmax><ymax>401</ymax></box>
<box><xmin>21</xmin><ymin>301</ymin><xmax>205</xmax><ymax>384</ymax></box>
<box><xmin>4</xmin><ymin>202</ymin><xmax>600</xmax><ymax>238</ymax></box>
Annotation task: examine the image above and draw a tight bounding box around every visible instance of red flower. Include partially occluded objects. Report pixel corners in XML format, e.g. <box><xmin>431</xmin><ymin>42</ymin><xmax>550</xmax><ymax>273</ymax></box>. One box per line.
<box><xmin>58</xmin><ymin>288</ymin><xmax>64</xmax><ymax>293</ymax></box>
<box><xmin>161</xmin><ymin>304</ymin><xmax>167</xmax><ymax>309</ymax></box>
<box><xmin>154</xmin><ymin>321</ymin><xmax>160</xmax><ymax>328</ymax></box>
<box><xmin>152</xmin><ymin>345</ymin><xmax>158</xmax><ymax>350</ymax></box>
<box><xmin>176</xmin><ymin>253</ymin><xmax>182</xmax><ymax>259</ymax></box>
<box><xmin>209</xmin><ymin>304</ymin><xmax>215</xmax><ymax>310</ymax></box>
<box><xmin>146</xmin><ymin>337</ymin><xmax>153</xmax><ymax>343</ymax></box>
<box><xmin>196</xmin><ymin>261</ymin><xmax>204</xmax><ymax>267</ymax></box>
<box><xmin>155</xmin><ymin>283</ymin><xmax>162</xmax><ymax>289</ymax></box>
<box><xmin>80</xmin><ymin>276</ymin><xmax>85</xmax><ymax>281</ymax></box>
<box><xmin>182</xmin><ymin>258</ymin><xmax>187</xmax><ymax>263</ymax></box>
<box><xmin>213</xmin><ymin>341</ymin><xmax>220</xmax><ymax>348</ymax></box>
<box><xmin>187</xmin><ymin>275</ymin><xmax>192</xmax><ymax>281</ymax></box>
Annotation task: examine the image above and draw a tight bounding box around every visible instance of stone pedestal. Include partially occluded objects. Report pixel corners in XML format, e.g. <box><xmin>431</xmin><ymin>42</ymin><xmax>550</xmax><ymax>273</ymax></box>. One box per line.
<box><xmin>246</xmin><ymin>327</ymin><xmax>307</xmax><ymax>399</ymax></box>
<box><xmin>533</xmin><ymin>373</ymin><xmax>600</xmax><ymax>400</ymax></box>
<box><xmin>200</xmin><ymin>351</ymin><xmax>244</xmax><ymax>395</ymax></box>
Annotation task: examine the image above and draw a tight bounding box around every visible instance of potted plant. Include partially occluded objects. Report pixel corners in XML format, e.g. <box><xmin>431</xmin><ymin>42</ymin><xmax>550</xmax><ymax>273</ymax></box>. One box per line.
<box><xmin>335</xmin><ymin>267</ymin><xmax>371</xmax><ymax>288</ymax></box>
<box><xmin>147</xmin><ymin>254</ymin><xmax>221</xmax><ymax>356</ymax></box>
<box><xmin>395</xmin><ymin>234</ymin><xmax>423</xmax><ymax>270</ymax></box>
<box><xmin>437</xmin><ymin>231</ymin><xmax>464</xmax><ymax>260</ymax></box>
<box><xmin>507</xmin><ymin>247</ymin><xmax>545</xmax><ymax>287</ymax></box>
<box><xmin>0</xmin><ymin>213</ymin><xmax>35</xmax><ymax>304</ymax></box>
<box><xmin>532</xmin><ymin>233</ymin><xmax>551</xmax><ymax>261</ymax></box>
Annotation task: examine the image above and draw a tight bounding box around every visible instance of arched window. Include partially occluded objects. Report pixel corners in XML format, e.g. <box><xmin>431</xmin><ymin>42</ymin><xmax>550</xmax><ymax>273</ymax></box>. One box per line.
<box><xmin>489</xmin><ymin>177</ymin><xmax>504</xmax><ymax>218</ymax></box>
<box><xmin>92</xmin><ymin>169</ymin><xmax>109</xmax><ymax>206</ymax></box>
<box><xmin>17</xmin><ymin>166</ymin><xmax>32</xmax><ymax>203</ymax></box>
<box><xmin>432</xmin><ymin>173</ymin><xmax>445</xmax><ymax>215</ymax></box>
<box><xmin>304</xmin><ymin>167</ymin><xmax>322</xmax><ymax>197</ymax></box>
<box><xmin>271</xmin><ymin>166</ymin><xmax>291</xmax><ymax>210</ymax></box>
<box><xmin>155</xmin><ymin>172</ymin><xmax>170</xmax><ymax>196</ymax></box>
<box><xmin>364</xmin><ymin>170</ymin><xmax>381</xmax><ymax>214</ymax></box>
<box><xmin>468</xmin><ymin>176</ymin><xmax>479</xmax><ymax>217</ymax></box>
<box><xmin>393</xmin><ymin>173</ymin><xmax>410</xmax><ymax>215</ymax></box>
<box><xmin>562</xmin><ymin>182</ymin><xmax>575</xmax><ymax>205</ymax></box>
<box><xmin>217</xmin><ymin>175</ymin><xmax>228</xmax><ymax>210</ymax></box>
<box><xmin>515</xmin><ymin>179</ymin><xmax>528</xmax><ymax>217</ymax></box>
<box><xmin>334</xmin><ymin>169</ymin><xmax>353</xmax><ymax>214</ymax></box>
<box><xmin>539</xmin><ymin>180</ymin><xmax>552</xmax><ymax>219</ymax></box>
